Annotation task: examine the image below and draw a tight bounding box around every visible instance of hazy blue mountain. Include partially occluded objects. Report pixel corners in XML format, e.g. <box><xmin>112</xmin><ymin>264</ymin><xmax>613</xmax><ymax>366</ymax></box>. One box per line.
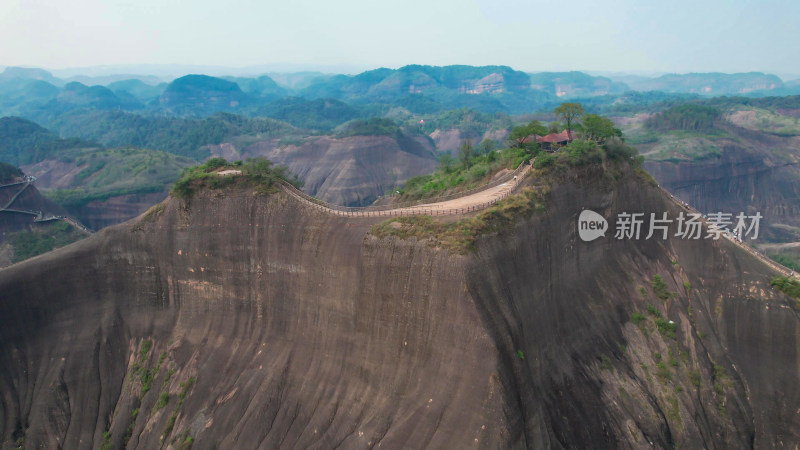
<box><xmin>267</xmin><ymin>72</ymin><xmax>333</xmax><ymax>90</ymax></box>
<box><xmin>223</xmin><ymin>75</ymin><xmax>287</xmax><ymax>99</ymax></box>
<box><xmin>20</xmin><ymin>82</ymin><xmax>142</xmax><ymax>124</ymax></box>
<box><xmin>296</xmin><ymin>65</ymin><xmax>550</xmax><ymax>114</ymax></box>
<box><xmin>56</xmin><ymin>82</ymin><xmax>130</xmax><ymax>108</ymax></box>
<box><xmin>107</xmin><ymin>79</ymin><xmax>167</xmax><ymax>103</ymax></box>
<box><xmin>0</xmin><ymin>116</ymin><xmax>97</xmax><ymax>166</ymax></box>
<box><xmin>256</xmin><ymin>97</ymin><xmax>362</xmax><ymax>130</ymax></box>
<box><xmin>622</xmin><ymin>72</ymin><xmax>784</xmax><ymax>95</ymax></box>
<box><xmin>0</xmin><ymin>79</ymin><xmax>61</xmax><ymax>119</ymax></box>
<box><xmin>529</xmin><ymin>71</ymin><xmax>630</xmax><ymax>98</ymax></box>
<box><xmin>0</xmin><ymin>67</ymin><xmax>62</xmax><ymax>85</ymax></box>
<box><xmin>300</xmin><ymin>65</ymin><xmax>531</xmax><ymax>100</ymax></box>
<box><xmin>0</xmin><ymin>78</ymin><xmax>60</xmax><ymax>101</ymax></box>
<box><xmin>64</xmin><ymin>74</ymin><xmax>164</xmax><ymax>86</ymax></box>
<box><xmin>47</xmin><ymin>110</ymin><xmax>299</xmax><ymax>159</ymax></box>
<box><xmin>156</xmin><ymin>74</ymin><xmax>252</xmax><ymax>116</ymax></box>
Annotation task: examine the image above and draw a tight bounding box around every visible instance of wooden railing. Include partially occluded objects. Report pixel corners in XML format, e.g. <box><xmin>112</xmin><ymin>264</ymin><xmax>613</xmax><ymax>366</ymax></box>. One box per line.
<box><xmin>370</xmin><ymin>160</ymin><xmax>531</xmax><ymax>208</ymax></box>
<box><xmin>659</xmin><ymin>186</ymin><xmax>792</xmax><ymax>277</ymax></box>
<box><xmin>277</xmin><ymin>161</ymin><xmax>531</xmax><ymax>218</ymax></box>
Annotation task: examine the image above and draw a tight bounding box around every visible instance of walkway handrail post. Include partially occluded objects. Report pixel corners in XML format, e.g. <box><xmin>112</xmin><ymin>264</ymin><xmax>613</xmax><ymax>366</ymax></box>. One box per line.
<box><xmin>276</xmin><ymin>160</ymin><xmax>531</xmax><ymax>219</ymax></box>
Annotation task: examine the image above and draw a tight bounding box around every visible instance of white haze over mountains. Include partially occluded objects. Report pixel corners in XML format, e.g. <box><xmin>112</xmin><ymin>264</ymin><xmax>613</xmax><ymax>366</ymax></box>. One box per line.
<box><xmin>1</xmin><ymin>0</ymin><xmax>799</xmax><ymax>75</ymax></box>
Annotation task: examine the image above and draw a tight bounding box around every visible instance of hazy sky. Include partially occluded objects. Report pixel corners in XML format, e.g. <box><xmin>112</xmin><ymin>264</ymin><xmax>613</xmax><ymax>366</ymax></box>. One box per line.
<box><xmin>1</xmin><ymin>0</ymin><xmax>799</xmax><ymax>77</ymax></box>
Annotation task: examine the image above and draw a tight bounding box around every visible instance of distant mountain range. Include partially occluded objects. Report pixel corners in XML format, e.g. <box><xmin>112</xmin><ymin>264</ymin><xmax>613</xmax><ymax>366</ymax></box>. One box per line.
<box><xmin>616</xmin><ymin>72</ymin><xmax>785</xmax><ymax>95</ymax></box>
<box><xmin>2</xmin><ymin>65</ymin><xmax>799</xmax><ymax>122</ymax></box>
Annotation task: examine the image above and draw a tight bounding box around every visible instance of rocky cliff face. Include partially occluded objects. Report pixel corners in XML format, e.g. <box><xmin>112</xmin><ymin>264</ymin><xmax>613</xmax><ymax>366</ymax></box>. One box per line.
<box><xmin>0</xmin><ymin>165</ymin><xmax>797</xmax><ymax>449</ymax></box>
<box><xmin>217</xmin><ymin>133</ymin><xmax>438</xmax><ymax>206</ymax></box>
<box><xmin>0</xmin><ymin>180</ymin><xmax>72</xmax><ymax>265</ymax></box>
<box><xmin>63</xmin><ymin>190</ymin><xmax>171</xmax><ymax>231</ymax></box>
<box><xmin>643</xmin><ymin>124</ymin><xmax>800</xmax><ymax>243</ymax></box>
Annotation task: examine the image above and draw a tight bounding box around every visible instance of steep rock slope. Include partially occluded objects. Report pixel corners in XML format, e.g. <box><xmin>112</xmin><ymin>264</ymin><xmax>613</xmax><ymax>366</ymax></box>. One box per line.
<box><xmin>0</xmin><ymin>167</ymin><xmax>84</xmax><ymax>267</ymax></box>
<box><xmin>641</xmin><ymin>123</ymin><xmax>800</xmax><ymax>243</ymax></box>
<box><xmin>224</xmin><ymin>133</ymin><xmax>438</xmax><ymax>206</ymax></box>
<box><xmin>0</xmin><ymin>165</ymin><xmax>798</xmax><ymax>449</ymax></box>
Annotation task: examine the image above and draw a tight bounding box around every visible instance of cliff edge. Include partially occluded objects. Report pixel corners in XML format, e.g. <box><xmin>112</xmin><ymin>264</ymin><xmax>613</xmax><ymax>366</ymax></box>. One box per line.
<box><xmin>0</xmin><ymin>163</ymin><xmax>797</xmax><ymax>449</ymax></box>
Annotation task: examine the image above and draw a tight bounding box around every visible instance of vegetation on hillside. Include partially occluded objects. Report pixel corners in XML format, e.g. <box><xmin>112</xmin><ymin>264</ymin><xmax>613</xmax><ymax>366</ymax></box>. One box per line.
<box><xmin>532</xmin><ymin>136</ymin><xmax>641</xmax><ymax>171</ymax></box>
<box><xmin>554</xmin><ymin>102</ymin><xmax>585</xmax><ymax>134</ymax></box>
<box><xmin>43</xmin><ymin>147</ymin><xmax>194</xmax><ymax>208</ymax></box>
<box><xmin>0</xmin><ymin>116</ymin><xmax>98</xmax><ymax>166</ymax></box>
<box><xmin>50</xmin><ymin>111</ymin><xmax>300</xmax><ymax>159</ymax></box>
<box><xmin>770</xmin><ymin>276</ymin><xmax>800</xmax><ymax>306</ymax></box>
<box><xmin>769</xmin><ymin>254</ymin><xmax>800</xmax><ymax>271</ymax></box>
<box><xmin>726</xmin><ymin>106</ymin><xmax>800</xmax><ymax>136</ymax></box>
<box><xmin>519</xmin><ymin>103</ymin><xmax>640</xmax><ymax>170</ymax></box>
<box><xmin>646</xmin><ymin>104</ymin><xmax>721</xmax><ymax>131</ymax></box>
<box><xmin>0</xmin><ymin>161</ymin><xmax>22</xmax><ymax>183</ymax></box>
<box><xmin>257</xmin><ymin>97</ymin><xmax>363</xmax><ymax>130</ymax></box>
<box><xmin>399</xmin><ymin>105</ymin><xmax>636</xmax><ymax>200</ymax></box>
<box><xmin>371</xmin><ymin>187</ymin><xmax>545</xmax><ymax>253</ymax></box>
<box><xmin>418</xmin><ymin>108</ymin><xmax>512</xmax><ymax>135</ymax></box>
<box><xmin>335</xmin><ymin>118</ymin><xmax>401</xmax><ymax>138</ymax></box>
<box><xmin>398</xmin><ymin>146</ymin><xmax>528</xmax><ymax>200</ymax></box>
<box><xmin>171</xmin><ymin>157</ymin><xmax>301</xmax><ymax>199</ymax></box>
<box><xmin>8</xmin><ymin>221</ymin><xmax>85</xmax><ymax>263</ymax></box>
<box><xmin>508</xmin><ymin>120</ymin><xmax>547</xmax><ymax>149</ymax></box>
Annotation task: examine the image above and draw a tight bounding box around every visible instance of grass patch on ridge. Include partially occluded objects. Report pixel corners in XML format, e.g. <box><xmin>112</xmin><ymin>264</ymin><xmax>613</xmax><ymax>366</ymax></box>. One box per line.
<box><xmin>371</xmin><ymin>187</ymin><xmax>544</xmax><ymax>253</ymax></box>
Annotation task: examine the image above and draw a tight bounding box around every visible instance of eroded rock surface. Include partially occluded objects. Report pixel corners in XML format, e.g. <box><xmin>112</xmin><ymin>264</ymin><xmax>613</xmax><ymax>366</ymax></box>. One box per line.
<box><xmin>0</xmin><ymin>166</ymin><xmax>798</xmax><ymax>449</ymax></box>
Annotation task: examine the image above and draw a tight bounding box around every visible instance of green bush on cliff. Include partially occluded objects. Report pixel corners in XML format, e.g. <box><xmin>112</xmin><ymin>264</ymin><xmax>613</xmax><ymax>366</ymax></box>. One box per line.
<box><xmin>770</xmin><ymin>276</ymin><xmax>800</xmax><ymax>301</ymax></box>
<box><xmin>571</xmin><ymin>140</ymin><xmax>604</xmax><ymax>165</ymax></box>
<box><xmin>651</xmin><ymin>275</ymin><xmax>673</xmax><ymax>300</ymax></box>
<box><xmin>534</xmin><ymin>137</ymin><xmax>641</xmax><ymax>172</ymax></box>
<box><xmin>155</xmin><ymin>393</ymin><xmax>169</xmax><ymax>410</ymax></box>
<box><xmin>371</xmin><ymin>187</ymin><xmax>544</xmax><ymax>253</ymax></box>
<box><xmin>399</xmin><ymin>146</ymin><xmax>528</xmax><ymax>200</ymax></box>
<box><xmin>171</xmin><ymin>157</ymin><xmax>301</xmax><ymax>199</ymax></box>
<box><xmin>770</xmin><ymin>254</ymin><xmax>800</xmax><ymax>272</ymax></box>
<box><xmin>655</xmin><ymin>318</ymin><xmax>677</xmax><ymax>340</ymax></box>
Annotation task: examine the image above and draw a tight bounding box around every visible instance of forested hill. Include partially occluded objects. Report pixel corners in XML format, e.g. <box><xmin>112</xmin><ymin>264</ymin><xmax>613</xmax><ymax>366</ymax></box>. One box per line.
<box><xmin>4</xmin><ymin>65</ymin><xmax>797</xmax><ymax>122</ymax></box>
<box><xmin>0</xmin><ymin>116</ymin><xmax>97</xmax><ymax>166</ymax></box>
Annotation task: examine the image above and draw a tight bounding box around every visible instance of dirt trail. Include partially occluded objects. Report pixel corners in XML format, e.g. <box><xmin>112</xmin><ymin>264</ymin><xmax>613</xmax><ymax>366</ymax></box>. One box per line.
<box><xmin>659</xmin><ymin>186</ymin><xmax>793</xmax><ymax>277</ymax></box>
<box><xmin>281</xmin><ymin>164</ymin><xmax>532</xmax><ymax>218</ymax></box>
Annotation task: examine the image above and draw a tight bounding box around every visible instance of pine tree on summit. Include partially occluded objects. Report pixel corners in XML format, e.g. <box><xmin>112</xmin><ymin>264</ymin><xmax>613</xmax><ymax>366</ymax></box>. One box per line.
<box><xmin>554</xmin><ymin>102</ymin><xmax>585</xmax><ymax>136</ymax></box>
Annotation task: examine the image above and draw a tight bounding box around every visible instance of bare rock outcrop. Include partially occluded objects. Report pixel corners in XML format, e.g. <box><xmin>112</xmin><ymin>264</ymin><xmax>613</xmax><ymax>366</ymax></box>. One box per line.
<box><xmin>0</xmin><ymin>165</ymin><xmax>798</xmax><ymax>448</ymax></box>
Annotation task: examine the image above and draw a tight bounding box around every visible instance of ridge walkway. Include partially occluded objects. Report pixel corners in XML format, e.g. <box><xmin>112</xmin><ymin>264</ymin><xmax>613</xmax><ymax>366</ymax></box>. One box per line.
<box><xmin>278</xmin><ymin>161</ymin><xmax>532</xmax><ymax>218</ymax></box>
<box><xmin>0</xmin><ymin>176</ymin><xmax>93</xmax><ymax>234</ymax></box>
<box><xmin>279</xmin><ymin>162</ymin><xmax>793</xmax><ymax>278</ymax></box>
<box><xmin>659</xmin><ymin>186</ymin><xmax>793</xmax><ymax>278</ymax></box>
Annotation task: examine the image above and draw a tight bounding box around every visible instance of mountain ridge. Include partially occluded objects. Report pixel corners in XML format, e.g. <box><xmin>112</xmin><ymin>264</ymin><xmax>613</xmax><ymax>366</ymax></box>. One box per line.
<box><xmin>1</xmin><ymin>162</ymin><xmax>797</xmax><ymax>448</ymax></box>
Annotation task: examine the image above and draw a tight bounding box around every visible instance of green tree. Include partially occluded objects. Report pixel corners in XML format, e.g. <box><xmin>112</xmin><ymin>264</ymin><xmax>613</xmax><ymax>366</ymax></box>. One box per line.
<box><xmin>554</xmin><ymin>102</ymin><xmax>585</xmax><ymax>135</ymax></box>
<box><xmin>508</xmin><ymin>126</ymin><xmax>530</xmax><ymax>149</ymax></box>
<box><xmin>508</xmin><ymin>120</ymin><xmax>547</xmax><ymax>152</ymax></box>
<box><xmin>438</xmin><ymin>153</ymin><xmax>456</xmax><ymax>173</ymax></box>
<box><xmin>458</xmin><ymin>140</ymin><xmax>475</xmax><ymax>169</ymax></box>
<box><xmin>565</xmin><ymin>139</ymin><xmax>602</xmax><ymax>165</ymax></box>
<box><xmin>526</xmin><ymin>120</ymin><xmax>548</xmax><ymax>139</ymax></box>
<box><xmin>582</xmin><ymin>114</ymin><xmax>622</xmax><ymax>143</ymax></box>
<box><xmin>477</xmin><ymin>139</ymin><xmax>496</xmax><ymax>155</ymax></box>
